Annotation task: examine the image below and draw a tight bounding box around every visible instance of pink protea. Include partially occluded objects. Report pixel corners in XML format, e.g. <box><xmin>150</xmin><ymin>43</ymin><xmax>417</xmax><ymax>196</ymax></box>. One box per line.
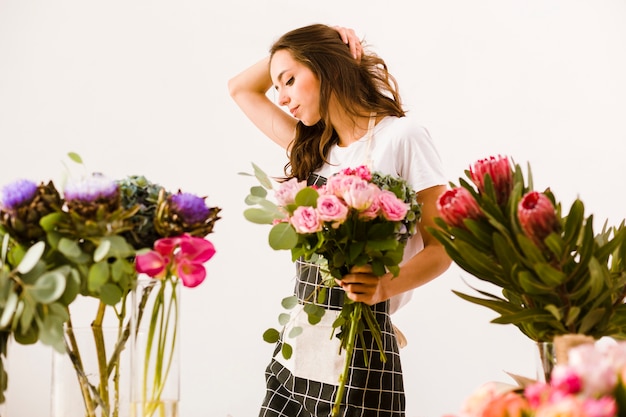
<box><xmin>437</xmin><ymin>187</ymin><xmax>483</xmax><ymax>229</ymax></box>
<box><xmin>517</xmin><ymin>191</ymin><xmax>561</xmax><ymax>247</ymax></box>
<box><xmin>469</xmin><ymin>155</ymin><xmax>513</xmax><ymax>206</ymax></box>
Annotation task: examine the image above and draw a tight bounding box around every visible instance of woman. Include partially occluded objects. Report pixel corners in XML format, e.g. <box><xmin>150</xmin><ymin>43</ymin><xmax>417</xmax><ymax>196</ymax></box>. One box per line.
<box><xmin>228</xmin><ymin>24</ymin><xmax>451</xmax><ymax>417</ymax></box>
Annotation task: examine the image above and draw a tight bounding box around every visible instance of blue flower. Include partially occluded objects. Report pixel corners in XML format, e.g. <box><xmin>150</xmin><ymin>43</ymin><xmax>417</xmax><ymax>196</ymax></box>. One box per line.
<box><xmin>170</xmin><ymin>192</ymin><xmax>210</xmax><ymax>224</ymax></box>
<box><xmin>0</xmin><ymin>179</ymin><xmax>38</xmax><ymax>211</ymax></box>
<box><xmin>64</xmin><ymin>173</ymin><xmax>119</xmax><ymax>202</ymax></box>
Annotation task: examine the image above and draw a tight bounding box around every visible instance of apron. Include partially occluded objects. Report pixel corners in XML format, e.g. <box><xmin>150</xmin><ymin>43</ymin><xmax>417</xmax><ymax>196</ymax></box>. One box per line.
<box><xmin>259</xmin><ymin>114</ymin><xmax>406</xmax><ymax>417</ymax></box>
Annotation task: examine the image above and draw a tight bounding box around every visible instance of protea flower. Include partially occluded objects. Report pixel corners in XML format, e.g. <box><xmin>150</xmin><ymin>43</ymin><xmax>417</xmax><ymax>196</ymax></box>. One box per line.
<box><xmin>0</xmin><ymin>179</ymin><xmax>63</xmax><ymax>244</ymax></box>
<box><xmin>518</xmin><ymin>191</ymin><xmax>561</xmax><ymax>247</ymax></box>
<box><xmin>437</xmin><ymin>187</ymin><xmax>483</xmax><ymax>229</ymax></box>
<box><xmin>469</xmin><ymin>155</ymin><xmax>513</xmax><ymax>206</ymax></box>
<box><xmin>154</xmin><ymin>189</ymin><xmax>221</xmax><ymax>238</ymax></box>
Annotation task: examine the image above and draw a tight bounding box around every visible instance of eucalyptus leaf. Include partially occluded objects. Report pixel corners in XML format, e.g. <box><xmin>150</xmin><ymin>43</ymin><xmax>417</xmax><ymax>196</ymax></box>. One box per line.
<box><xmin>93</xmin><ymin>239</ymin><xmax>111</xmax><ymax>263</ymax></box>
<box><xmin>244</xmin><ymin>208</ymin><xmax>278</xmax><ymax>225</ymax></box>
<box><xmin>281</xmin><ymin>342</ymin><xmax>293</xmax><ymax>360</ymax></box>
<box><xmin>88</xmin><ymin>261</ymin><xmax>110</xmax><ymax>293</ymax></box>
<box><xmin>252</xmin><ymin>163</ymin><xmax>274</xmax><ymax>190</ymax></box>
<box><xmin>16</xmin><ymin>241</ymin><xmax>45</xmax><ymax>274</ymax></box>
<box><xmin>269</xmin><ymin>223</ymin><xmax>298</xmax><ymax>250</ymax></box>
<box><xmin>281</xmin><ymin>296</ymin><xmax>298</xmax><ymax>310</ymax></box>
<box><xmin>99</xmin><ymin>283</ymin><xmax>123</xmax><ymax>306</ymax></box>
<box><xmin>29</xmin><ymin>271</ymin><xmax>66</xmax><ymax>304</ymax></box>
<box><xmin>288</xmin><ymin>326</ymin><xmax>303</xmax><ymax>338</ymax></box>
<box><xmin>0</xmin><ymin>292</ymin><xmax>18</xmax><ymax>328</ymax></box>
<box><xmin>262</xmin><ymin>328</ymin><xmax>280</xmax><ymax>343</ymax></box>
<box><xmin>278</xmin><ymin>313</ymin><xmax>291</xmax><ymax>326</ymax></box>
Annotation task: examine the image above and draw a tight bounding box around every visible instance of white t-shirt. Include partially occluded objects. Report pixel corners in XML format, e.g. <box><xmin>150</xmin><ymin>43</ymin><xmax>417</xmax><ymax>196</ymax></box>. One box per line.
<box><xmin>315</xmin><ymin>114</ymin><xmax>447</xmax><ymax>313</ymax></box>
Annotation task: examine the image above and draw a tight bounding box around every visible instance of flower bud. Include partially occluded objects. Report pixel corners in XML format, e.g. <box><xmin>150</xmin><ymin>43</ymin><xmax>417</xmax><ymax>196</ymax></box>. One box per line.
<box><xmin>64</xmin><ymin>173</ymin><xmax>121</xmax><ymax>219</ymax></box>
<box><xmin>517</xmin><ymin>191</ymin><xmax>561</xmax><ymax>247</ymax></box>
<box><xmin>470</xmin><ymin>155</ymin><xmax>513</xmax><ymax>206</ymax></box>
<box><xmin>437</xmin><ymin>187</ymin><xmax>483</xmax><ymax>229</ymax></box>
<box><xmin>154</xmin><ymin>190</ymin><xmax>221</xmax><ymax>238</ymax></box>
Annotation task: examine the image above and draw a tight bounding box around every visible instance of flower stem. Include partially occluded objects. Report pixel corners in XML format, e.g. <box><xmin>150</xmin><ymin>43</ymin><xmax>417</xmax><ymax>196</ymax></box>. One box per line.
<box><xmin>332</xmin><ymin>302</ymin><xmax>362</xmax><ymax>417</ymax></box>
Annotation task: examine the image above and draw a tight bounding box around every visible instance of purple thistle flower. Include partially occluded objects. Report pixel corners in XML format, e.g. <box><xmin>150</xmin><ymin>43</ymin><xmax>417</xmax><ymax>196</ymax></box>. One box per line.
<box><xmin>170</xmin><ymin>192</ymin><xmax>210</xmax><ymax>224</ymax></box>
<box><xmin>64</xmin><ymin>173</ymin><xmax>119</xmax><ymax>202</ymax></box>
<box><xmin>0</xmin><ymin>179</ymin><xmax>38</xmax><ymax>211</ymax></box>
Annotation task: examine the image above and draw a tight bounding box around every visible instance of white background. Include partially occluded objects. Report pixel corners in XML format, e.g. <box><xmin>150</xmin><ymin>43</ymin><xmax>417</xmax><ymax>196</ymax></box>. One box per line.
<box><xmin>1</xmin><ymin>1</ymin><xmax>625</xmax><ymax>416</ymax></box>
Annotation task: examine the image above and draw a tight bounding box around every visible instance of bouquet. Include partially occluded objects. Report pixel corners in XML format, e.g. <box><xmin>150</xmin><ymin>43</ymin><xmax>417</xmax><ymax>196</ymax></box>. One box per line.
<box><xmin>242</xmin><ymin>163</ymin><xmax>421</xmax><ymax>416</ymax></box>
<box><xmin>428</xmin><ymin>155</ymin><xmax>626</xmax><ymax>343</ymax></box>
<box><xmin>0</xmin><ymin>152</ymin><xmax>220</xmax><ymax>415</ymax></box>
<box><xmin>446</xmin><ymin>340</ymin><xmax>626</xmax><ymax>417</ymax></box>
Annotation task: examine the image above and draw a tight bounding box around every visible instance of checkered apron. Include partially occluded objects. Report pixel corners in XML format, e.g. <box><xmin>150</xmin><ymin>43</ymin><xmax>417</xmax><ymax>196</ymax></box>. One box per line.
<box><xmin>258</xmin><ymin>141</ymin><xmax>406</xmax><ymax>416</ymax></box>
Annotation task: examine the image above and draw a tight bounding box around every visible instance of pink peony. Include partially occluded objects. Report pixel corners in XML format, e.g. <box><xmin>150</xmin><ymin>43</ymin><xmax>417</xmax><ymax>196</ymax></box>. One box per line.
<box><xmin>534</xmin><ymin>395</ymin><xmax>587</xmax><ymax>417</ymax></box>
<box><xmin>581</xmin><ymin>397</ymin><xmax>617</xmax><ymax>417</ymax></box>
<box><xmin>482</xmin><ymin>391</ymin><xmax>529</xmax><ymax>417</ymax></box>
<box><xmin>378</xmin><ymin>190</ymin><xmax>408</xmax><ymax>222</ymax></box>
<box><xmin>290</xmin><ymin>206</ymin><xmax>322</xmax><ymax>234</ymax></box>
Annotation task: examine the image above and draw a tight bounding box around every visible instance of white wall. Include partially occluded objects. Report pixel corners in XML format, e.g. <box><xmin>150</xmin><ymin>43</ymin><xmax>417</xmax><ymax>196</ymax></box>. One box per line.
<box><xmin>1</xmin><ymin>1</ymin><xmax>625</xmax><ymax>416</ymax></box>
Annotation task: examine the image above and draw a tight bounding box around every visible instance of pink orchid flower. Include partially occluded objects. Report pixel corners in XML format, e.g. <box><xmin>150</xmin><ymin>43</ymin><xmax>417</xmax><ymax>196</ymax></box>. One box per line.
<box><xmin>136</xmin><ymin>233</ymin><xmax>216</xmax><ymax>288</ymax></box>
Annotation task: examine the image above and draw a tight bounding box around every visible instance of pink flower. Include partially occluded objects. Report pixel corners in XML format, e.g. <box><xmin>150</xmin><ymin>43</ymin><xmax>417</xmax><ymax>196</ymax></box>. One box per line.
<box><xmin>581</xmin><ymin>397</ymin><xmax>617</xmax><ymax>417</ymax></box>
<box><xmin>534</xmin><ymin>395</ymin><xmax>586</xmax><ymax>417</ymax></box>
<box><xmin>342</xmin><ymin>179</ymin><xmax>380</xmax><ymax>211</ymax></box>
<box><xmin>469</xmin><ymin>155</ymin><xmax>513</xmax><ymax>206</ymax></box>
<box><xmin>550</xmin><ymin>366</ymin><xmax>583</xmax><ymax>395</ymax></box>
<box><xmin>135</xmin><ymin>234</ymin><xmax>216</xmax><ymax>288</ymax></box>
<box><xmin>437</xmin><ymin>187</ymin><xmax>483</xmax><ymax>229</ymax></box>
<box><xmin>275</xmin><ymin>177</ymin><xmax>307</xmax><ymax>206</ymax></box>
<box><xmin>378</xmin><ymin>190</ymin><xmax>408</xmax><ymax>222</ymax></box>
<box><xmin>290</xmin><ymin>206</ymin><xmax>322</xmax><ymax>234</ymax></box>
<box><xmin>359</xmin><ymin>197</ymin><xmax>380</xmax><ymax>220</ymax></box>
<box><xmin>317</xmin><ymin>194</ymin><xmax>349</xmax><ymax>226</ymax></box>
<box><xmin>517</xmin><ymin>191</ymin><xmax>561</xmax><ymax>247</ymax></box>
<box><xmin>524</xmin><ymin>382</ymin><xmax>554</xmax><ymax>408</ymax></box>
<box><xmin>325</xmin><ymin>173</ymin><xmax>359</xmax><ymax>197</ymax></box>
<box><xmin>340</xmin><ymin>165</ymin><xmax>372</xmax><ymax>181</ymax></box>
<box><xmin>482</xmin><ymin>391</ymin><xmax>529</xmax><ymax>417</ymax></box>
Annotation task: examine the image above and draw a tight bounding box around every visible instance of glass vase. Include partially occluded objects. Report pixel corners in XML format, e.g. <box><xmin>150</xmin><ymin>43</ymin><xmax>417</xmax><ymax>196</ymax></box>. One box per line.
<box><xmin>535</xmin><ymin>334</ymin><xmax>595</xmax><ymax>382</ymax></box>
<box><xmin>130</xmin><ymin>277</ymin><xmax>180</xmax><ymax>417</ymax></box>
<box><xmin>50</xmin><ymin>325</ymin><xmax>130</xmax><ymax>417</ymax></box>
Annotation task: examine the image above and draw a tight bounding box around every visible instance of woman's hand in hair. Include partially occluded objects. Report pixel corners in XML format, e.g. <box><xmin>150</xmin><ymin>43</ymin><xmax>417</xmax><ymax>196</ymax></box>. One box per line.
<box><xmin>332</xmin><ymin>26</ymin><xmax>362</xmax><ymax>61</ymax></box>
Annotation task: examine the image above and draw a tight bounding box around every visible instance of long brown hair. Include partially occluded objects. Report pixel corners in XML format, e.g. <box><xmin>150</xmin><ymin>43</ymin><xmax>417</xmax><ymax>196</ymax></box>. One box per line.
<box><xmin>270</xmin><ymin>24</ymin><xmax>405</xmax><ymax>181</ymax></box>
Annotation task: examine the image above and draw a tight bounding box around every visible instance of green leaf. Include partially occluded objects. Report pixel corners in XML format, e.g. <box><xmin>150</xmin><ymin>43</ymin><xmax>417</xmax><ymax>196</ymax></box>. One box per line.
<box><xmin>93</xmin><ymin>239</ymin><xmax>111</xmax><ymax>263</ymax></box>
<box><xmin>533</xmin><ymin>263</ymin><xmax>567</xmax><ymax>287</ymax></box>
<box><xmin>0</xmin><ymin>292</ymin><xmax>18</xmax><ymax>328</ymax></box>
<box><xmin>16</xmin><ymin>241</ymin><xmax>45</xmax><ymax>274</ymax></box>
<box><xmin>67</xmin><ymin>152</ymin><xmax>83</xmax><ymax>164</ymax></box>
<box><xmin>281</xmin><ymin>296</ymin><xmax>298</xmax><ymax>310</ymax></box>
<box><xmin>252</xmin><ymin>163</ymin><xmax>274</xmax><ymax>190</ymax></box>
<box><xmin>294</xmin><ymin>187</ymin><xmax>319</xmax><ymax>207</ymax></box>
<box><xmin>99</xmin><ymin>283</ymin><xmax>123</xmax><ymax>306</ymax></box>
<box><xmin>88</xmin><ymin>261</ymin><xmax>109</xmax><ymax>293</ymax></box>
<box><xmin>263</xmin><ymin>328</ymin><xmax>280</xmax><ymax>343</ymax></box>
<box><xmin>250</xmin><ymin>185</ymin><xmax>268</xmax><ymax>198</ymax></box>
<box><xmin>244</xmin><ymin>208</ymin><xmax>279</xmax><ymax>225</ymax></box>
<box><xmin>37</xmin><ymin>314</ymin><xmax>66</xmax><ymax>353</ymax></box>
<box><xmin>29</xmin><ymin>271</ymin><xmax>66</xmax><ymax>304</ymax></box>
<box><xmin>58</xmin><ymin>237</ymin><xmax>84</xmax><ymax>259</ymax></box>
<box><xmin>281</xmin><ymin>342</ymin><xmax>293</xmax><ymax>359</ymax></box>
<box><xmin>269</xmin><ymin>223</ymin><xmax>298</xmax><ymax>250</ymax></box>
<box><xmin>288</xmin><ymin>326</ymin><xmax>303</xmax><ymax>338</ymax></box>
<box><xmin>278</xmin><ymin>313</ymin><xmax>291</xmax><ymax>326</ymax></box>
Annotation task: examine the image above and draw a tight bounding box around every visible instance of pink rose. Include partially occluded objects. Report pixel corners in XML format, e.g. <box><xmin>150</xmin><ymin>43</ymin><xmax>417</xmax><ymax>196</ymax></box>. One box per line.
<box><xmin>378</xmin><ymin>190</ymin><xmax>408</xmax><ymax>221</ymax></box>
<box><xmin>342</xmin><ymin>179</ymin><xmax>379</xmax><ymax>211</ymax></box>
<box><xmin>316</xmin><ymin>194</ymin><xmax>349</xmax><ymax>226</ymax></box>
<box><xmin>290</xmin><ymin>206</ymin><xmax>322</xmax><ymax>234</ymax></box>
<box><xmin>581</xmin><ymin>397</ymin><xmax>617</xmax><ymax>417</ymax></box>
<box><xmin>325</xmin><ymin>173</ymin><xmax>358</xmax><ymax>197</ymax></box>
<box><xmin>359</xmin><ymin>197</ymin><xmax>380</xmax><ymax>220</ymax></box>
<box><xmin>275</xmin><ymin>177</ymin><xmax>306</xmax><ymax>206</ymax></box>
